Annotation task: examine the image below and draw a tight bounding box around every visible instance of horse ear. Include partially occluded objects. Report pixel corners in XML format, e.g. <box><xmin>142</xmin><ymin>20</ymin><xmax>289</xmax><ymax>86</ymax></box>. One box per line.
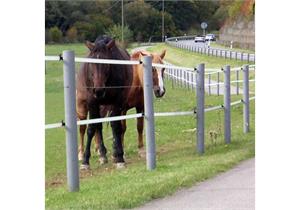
<box><xmin>106</xmin><ymin>39</ymin><xmax>115</xmax><ymax>49</ymax></box>
<box><xmin>85</xmin><ymin>41</ymin><xmax>95</xmax><ymax>51</ymax></box>
<box><xmin>160</xmin><ymin>49</ymin><xmax>166</xmax><ymax>59</ymax></box>
<box><xmin>140</xmin><ymin>50</ymin><xmax>151</xmax><ymax>56</ymax></box>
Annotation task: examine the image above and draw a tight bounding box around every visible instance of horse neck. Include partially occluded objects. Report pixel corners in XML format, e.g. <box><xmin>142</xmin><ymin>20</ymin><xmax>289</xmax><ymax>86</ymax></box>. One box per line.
<box><xmin>134</xmin><ymin>65</ymin><xmax>144</xmax><ymax>87</ymax></box>
<box><xmin>131</xmin><ymin>52</ymin><xmax>144</xmax><ymax>87</ymax></box>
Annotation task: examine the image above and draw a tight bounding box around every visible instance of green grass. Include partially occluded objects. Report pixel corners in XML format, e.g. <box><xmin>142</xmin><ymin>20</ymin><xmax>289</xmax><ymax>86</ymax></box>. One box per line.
<box><xmin>45</xmin><ymin>43</ymin><xmax>255</xmax><ymax>210</ymax></box>
<box><xmin>210</xmin><ymin>42</ymin><xmax>255</xmax><ymax>54</ymax></box>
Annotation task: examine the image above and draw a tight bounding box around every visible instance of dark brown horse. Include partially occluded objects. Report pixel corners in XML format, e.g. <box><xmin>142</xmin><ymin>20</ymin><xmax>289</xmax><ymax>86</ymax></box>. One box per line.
<box><xmin>76</xmin><ymin>35</ymin><xmax>133</xmax><ymax>169</ymax></box>
<box><xmin>77</xmin><ymin>49</ymin><xmax>167</xmax><ymax>167</ymax></box>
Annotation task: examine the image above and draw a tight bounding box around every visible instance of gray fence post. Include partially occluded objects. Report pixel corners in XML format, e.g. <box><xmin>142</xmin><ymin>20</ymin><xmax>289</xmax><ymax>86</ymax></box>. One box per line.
<box><xmin>223</xmin><ymin>65</ymin><xmax>231</xmax><ymax>144</ymax></box>
<box><xmin>217</xmin><ymin>71</ymin><xmax>220</xmax><ymax>96</ymax></box>
<box><xmin>143</xmin><ymin>56</ymin><xmax>156</xmax><ymax>170</ymax></box>
<box><xmin>187</xmin><ymin>71</ymin><xmax>190</xmax><ymax>90</ymax></box>
<box><xmin>191</xmin><ymin>72</ymin><xmax>194</xmax><ymax>90</ymax></box>
<box><xmin>171</xmin><ymin>69</ymin><xmax>174</xmax><ymax>89</ymax></box>
<box><xmin>247</xmin><ymin>53</ymin><xmax>250</xmax><ymax>62</ymax></box>
<box><xmin>208</xmin><ymin>74</ymin><xmax>211</xmax><ymax>95</ymax></box>
<box><xmin>243</xmin><ymin>65</ymin><xmax>250</xmax><ymax>133</ymax></box>
<box><xmin>196</xmin><ymin>64</ymin><xmax>205</xmax><ymax>154</ymax></box>
<box><xmin>176</xmin><ymin>69</ymin><xmax>178</xmax><ymax>86</ymax></box>
<box><xmin>63</xmin><ymin>50</ymin><xmax>79</xmax><ymax>192</ymax></box>
<box><xmin>184</xmin><ymin>71</ymin><xmax>187</xmax><ymax>88</ymax></box>
<box><xmin>236</xmin><ymin>70</ymin><xmax>239</xmax><ymax>95</ymax></box>
<box><xmin>180</xmin><ymin>69</ymin><xmax>183</xmax><ymax>87</ymax></box>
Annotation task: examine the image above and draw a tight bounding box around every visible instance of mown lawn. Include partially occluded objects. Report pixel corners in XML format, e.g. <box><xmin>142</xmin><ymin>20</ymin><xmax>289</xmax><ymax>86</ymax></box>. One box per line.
<box><xmin>210</xmin><ymin>42</ymin><xmax>255</xmax><ymax>54</ymax></box>
<box><xmin>45</xmin><ymin>43</ymin><xmax>255</xmax><ymax>210</ymax></box>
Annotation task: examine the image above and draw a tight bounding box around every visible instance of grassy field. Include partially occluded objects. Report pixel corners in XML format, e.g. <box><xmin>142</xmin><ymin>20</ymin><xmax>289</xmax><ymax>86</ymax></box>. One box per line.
<box><xmin>45</xmin><ymin>43</ymin><xmax>255</xmax><ymax>210</ymax></box>
<box><xmin>210</xmin><ymin>42</ymin><xmax>255</xmax><ymax>54</ymax></box>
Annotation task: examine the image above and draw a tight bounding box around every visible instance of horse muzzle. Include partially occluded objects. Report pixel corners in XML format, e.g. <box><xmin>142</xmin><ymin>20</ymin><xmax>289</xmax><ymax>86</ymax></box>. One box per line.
<box><xmin>154</xmin><ymin>87</ymin><xmax>166</xmax><ymax>98</ymax></box>
<box><xmin>93</xmin><ymin>88</ymin><xmax>106</xmax><ymax>99</ymax></box>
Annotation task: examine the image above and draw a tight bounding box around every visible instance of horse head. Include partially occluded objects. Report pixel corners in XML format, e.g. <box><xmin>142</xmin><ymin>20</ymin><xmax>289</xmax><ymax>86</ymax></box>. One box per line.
<box><xmin>140</xmin><ymin>50</ymin><xmax>167</xmax><ymax>98</ymax></box>
<box><xmin>85</xmin><ymin>36</ymin><xmax>115</xmax><ymax>99</ymax></box>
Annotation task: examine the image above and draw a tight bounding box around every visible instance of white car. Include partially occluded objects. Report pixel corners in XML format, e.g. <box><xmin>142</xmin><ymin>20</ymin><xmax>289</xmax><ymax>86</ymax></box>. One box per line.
<box><xmin>205</xmin><ymin>34</ymin><xmax>216</xmax><ymax>41</ymax></box>
<box><xmin>194</xmin><ymin>36</ymin><xmax>205</xmax><ymax>43</ymax></box>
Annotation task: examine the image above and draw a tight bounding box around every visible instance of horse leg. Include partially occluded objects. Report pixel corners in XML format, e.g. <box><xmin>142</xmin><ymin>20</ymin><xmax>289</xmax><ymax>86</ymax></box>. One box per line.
<box><xmin>81</xmin><ymin>105</ymin><xmax>100</xmax><ymax>170</ymax></box>
<box><xmin>110</xmin><ymin>107</ymin><xmax>125</xmax><ymax>169</ymax></box>
<box><xmin>77</xmin><ymin>99</ymin><xmax>88</xmax><ymax>161</ymax></box>
<box><xmin>97</xmin><ymin>122</ymin><xmax>108</xmax><ymax>165</ymax></box>
<box><xmin>94</xmin><ymin>130</ymin><xmax>100</xmax><ymax>155</ymax></box>
<box><xmin>95</xmin><ymin>105</ymin><xmax>109</xmax><ymax>156</ymax></box>
<box><xmin>79</xmin><ymin>124</ymin><xmax>87</xmax><ymax>161</ymax></box>
<box><xmin>121</xmin><ymin>110</ymin><xmax>127</xmax><ymax>148</ymax></box>
<box><xmin>136</xmin><ymin>107</ymin><xmax>145</xmax><ymax>158</ymax></box>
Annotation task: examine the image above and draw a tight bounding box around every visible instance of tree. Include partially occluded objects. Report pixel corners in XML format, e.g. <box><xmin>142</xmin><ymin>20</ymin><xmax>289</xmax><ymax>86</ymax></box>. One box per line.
<box><xmin>49</xmin><ymin>26</ymin><xmax>63</xmax><ymax>43</ymax></box>
<box><xmin>66</xmin><ymin>26</ymin><xmax>78</xmax><ymax>43</ymax></box>
<box><xmin>123</xmin><ymin>0</ymin><xmax>177</xmax><ymax>42</ymax></box>
<box><xmin>106</xmin><ymin>24</ymin><xmax>133</xmax><ymax>48</ymax></box>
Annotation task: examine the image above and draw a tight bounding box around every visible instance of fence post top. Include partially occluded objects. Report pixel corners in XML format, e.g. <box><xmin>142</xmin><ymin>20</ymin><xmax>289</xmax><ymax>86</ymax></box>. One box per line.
<box><xmin>196</xmin><ymin>63</ymin><xmax>205</xmax><ymax>73</ymax></box>
<box><xmin>142</xmin><ymin>55</ymin><xmax>152</xmax><ymax>61</ymax></box>
<box><xmin>224</xmin><ymin>65</ymin><xmax>230</xmax><ymax>71</ymax></box>
<box><xmin>62</xmin><ymin>50</ymin><xmax>75</xmax><ymax>55</ymax></box>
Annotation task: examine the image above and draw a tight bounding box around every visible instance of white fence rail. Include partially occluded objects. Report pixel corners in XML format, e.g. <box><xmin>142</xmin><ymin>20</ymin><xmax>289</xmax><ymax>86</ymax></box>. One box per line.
<box><xmin>165</xmin><ymin>36</ymin><xmax>255</xmax><ymax>62</ymax></box>
<box><xmin>45</xmin><ymin>51</ymin><xmax>255</xmax><ymax>192</ymax></box>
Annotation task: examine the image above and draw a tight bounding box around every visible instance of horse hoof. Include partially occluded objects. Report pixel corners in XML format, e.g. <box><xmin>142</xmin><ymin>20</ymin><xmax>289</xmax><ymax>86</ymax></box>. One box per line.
<box><xmin>115</xmin><ymin>162</ymin><xmax>126</xmax><ymax>169</ymax></box>
<box><xmin>78</xmin><ymin>153</ymin><xmax>84</xmax><ymax>161</ymax></box>
<box><xmin>80</xmin><ymin>164</ymin><xmax>90</xmax><ymax>170</ymax></box>
<box><xmin>95</xmin><ymin>148</ymin><xmax>100</xmax><ymax>156</ymax></box>
<box><xmin>138</xmin><ymin>148</ymin><xmax>146</xmax><ymax>158</ymax></box>
<box><xmin>99</xmin><ymin>157</ymin><xmax>108</xmax><ymax>165</ymax></box>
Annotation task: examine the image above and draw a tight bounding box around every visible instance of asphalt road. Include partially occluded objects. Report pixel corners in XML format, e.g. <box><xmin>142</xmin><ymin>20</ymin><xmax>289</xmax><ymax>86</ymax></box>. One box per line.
<box><xmin>173</xmin><ymin>40</ymin><xmax>255</xmax><ymax>62</ymax></box>
<box><xmin>134</xmin><ymin>158</ymin><xmax>255</xmax><ymax>210</ymax></box>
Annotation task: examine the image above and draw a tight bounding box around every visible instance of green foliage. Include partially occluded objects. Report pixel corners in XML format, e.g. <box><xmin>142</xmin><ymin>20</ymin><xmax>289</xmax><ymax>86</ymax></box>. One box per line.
<box><xmin>228</xmin><ymin>1</ymin><xmax>243</xmax><ymax>19</ymax></box>
<box><xmin>45</xmin><ymin>0</ymin><xmax>253</xmax><ymax>43</ymax></box>
<box><xmin>66</xmin><ymin>26</ymin><xmax>78</xmax><ymax>43</ymax></box>
<box><xmin>73</xmin><ymin>21</ymin><xmax>94</xmax><ymax>41</ymax></box>
<box><xmin>49</xmin><ymin>26</ymin><xmax>63</xmax><ymax>43</ymax></box>
<box><xmin>106</xmin><ymin>24</ymin><xmax>133</xmax><ymax>48</ymax></box>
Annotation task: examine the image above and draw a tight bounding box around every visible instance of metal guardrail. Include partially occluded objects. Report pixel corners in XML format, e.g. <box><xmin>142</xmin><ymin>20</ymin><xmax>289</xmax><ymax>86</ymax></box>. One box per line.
<box><xmin>165</xmin><ymin>35</ymin><xmax>255</xmax><ymax>62</ymax></box>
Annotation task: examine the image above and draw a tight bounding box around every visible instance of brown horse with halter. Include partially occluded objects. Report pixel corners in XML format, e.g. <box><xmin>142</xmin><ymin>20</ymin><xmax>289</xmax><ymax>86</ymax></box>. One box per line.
<box><xmin>77</xmin><ymin>37</ymin><xmax>166</xmax><ymax>168</ymax></box>
<box><xmin>76</xmin><ymin>35</ymin><xmax>133</xmax><ymax>169</ymax></box>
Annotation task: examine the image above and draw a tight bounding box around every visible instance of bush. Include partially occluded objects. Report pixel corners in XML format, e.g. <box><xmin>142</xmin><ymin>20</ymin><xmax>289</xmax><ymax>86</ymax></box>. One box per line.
<box><xmin>66</xmin><ymin>26</ymin><xmax>78</xmax><ymax>43</ymax></box>
<box><xmin>74</xmin><ymin>21</ymin><xmax>95</xmax><ymax>41</ymax></box>
<box><xmin>106</xmin><ymin>24</ymin><xmax>133</xmax><ymax>48</ymax></box>
<box><xmin>49</xmin><ymin>26</ymin><xmax>63</xmax><ymax>43</ymax></box>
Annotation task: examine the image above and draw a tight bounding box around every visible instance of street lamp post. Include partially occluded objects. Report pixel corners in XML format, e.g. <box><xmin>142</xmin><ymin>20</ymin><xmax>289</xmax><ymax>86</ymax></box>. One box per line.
<box><xmin>162</xmin><ymin>0</ymin><xmax>164</xmax><ymax>42</ymax></box>
<box><xmin>122</xmin><ymin>0</ymin><xmax>124</xmax><ymax>43</ymax></box>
